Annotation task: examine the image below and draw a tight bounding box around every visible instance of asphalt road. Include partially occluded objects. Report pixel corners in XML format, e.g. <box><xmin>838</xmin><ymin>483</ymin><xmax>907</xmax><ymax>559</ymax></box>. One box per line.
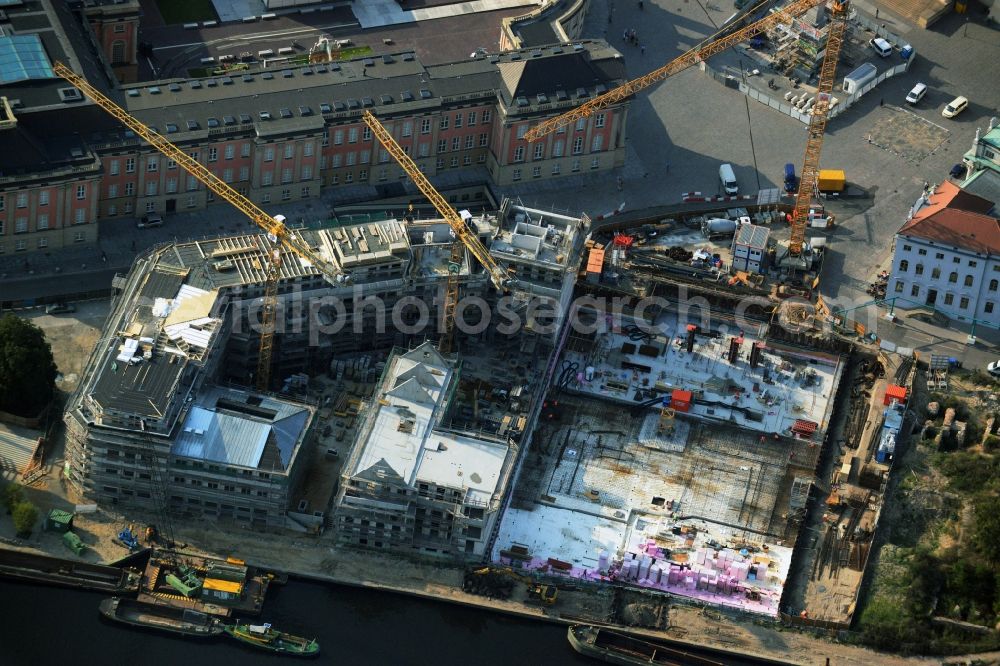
<box><xmin>509</xmin><ymin>0</ymin><xmax>1000</xmax><ymax>368</ymax></box>
<box><xmin>5</xmin><ymin>0</ymin><xmax>998</xmax><ymax>366</ymax></box>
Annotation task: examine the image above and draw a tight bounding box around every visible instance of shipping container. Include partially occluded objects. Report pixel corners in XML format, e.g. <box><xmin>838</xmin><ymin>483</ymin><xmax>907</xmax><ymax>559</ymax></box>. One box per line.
<box><xmin>817</xmin><ymin>169</ymin><xmax>845</xmax><ymax>192</ymax></box>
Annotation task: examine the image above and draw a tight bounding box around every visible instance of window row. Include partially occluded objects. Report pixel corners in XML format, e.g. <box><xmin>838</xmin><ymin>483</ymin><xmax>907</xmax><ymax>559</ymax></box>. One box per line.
<box><xmin>900</xmin><ymin>244</ymin><xmax>985</xmax><ymax>267</ymax></box>
<box><xmin>897</xmin><ymin>261</ymin><xmax>997</xmax><ymax>289</ymax></box>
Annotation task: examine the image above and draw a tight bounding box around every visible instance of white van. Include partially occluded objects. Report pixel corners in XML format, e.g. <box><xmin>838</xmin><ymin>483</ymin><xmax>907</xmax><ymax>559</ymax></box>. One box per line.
<box><xmin>137</xmin><ymin>213</ymin><xmax>162</xmax><ymax>229</ymax></box>
<box><xmin>942</xmin><ymin>96</ymin><xmax>969</xmax><ymax>119</ymax></box>
<box><xmin>719</xmin><ymin>163</ymin><xmax>738</xmax><ymax>195</ymax></box>
<box><xmin>870</xmin><ymin>37</ymin><xmax>892</xmax><ymax>58</ymax></box>
<box><xmin>905</xmin><ymin>83</ymin><xmax>927</xmax><ymax>105</ymax></box>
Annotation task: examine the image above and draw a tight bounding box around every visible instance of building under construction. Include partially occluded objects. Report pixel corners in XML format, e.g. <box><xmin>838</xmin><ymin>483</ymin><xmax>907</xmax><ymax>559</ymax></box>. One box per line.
<box><xmin>332</xmin><ymin>343</ymin><xmax>516</xmax><ymax>557</ymax></box>
<box><xmin>492</xmin><ymin>305</ymin><xmax>845</xmax><ymax>617</ymax></box>
<box><xmin>64</xmin><ymin>200</ymin><xmax>586</xmax><ymax>534</ymax></box>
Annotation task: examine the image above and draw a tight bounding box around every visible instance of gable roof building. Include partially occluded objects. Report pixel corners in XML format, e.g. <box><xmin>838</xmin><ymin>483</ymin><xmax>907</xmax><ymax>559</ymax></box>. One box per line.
<box><xmin>898</xmin><ymin>180</ymin><xmax>999</xmax><ymax>254</ymax></box>
<box><xmin>1</xmin><ymin>35</ymin><xmax>626</xmax><ymax>259</ymax></box>
<box><xmin>335</xmin><ymin>342</ymin><xmax>515</xmax><ymax>558</ymax></box>
<box><xmin>889</xmin><ymin>181</ymin><xmax>1000</xmax><ymax>325</ymax></box>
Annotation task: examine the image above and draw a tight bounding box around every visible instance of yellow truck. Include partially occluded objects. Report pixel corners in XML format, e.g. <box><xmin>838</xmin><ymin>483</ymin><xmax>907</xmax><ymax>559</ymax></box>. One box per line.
<box><xmin>817</xmin><ymin>169</ymin><xmax>846</xmax><ymax>192</ymax></box>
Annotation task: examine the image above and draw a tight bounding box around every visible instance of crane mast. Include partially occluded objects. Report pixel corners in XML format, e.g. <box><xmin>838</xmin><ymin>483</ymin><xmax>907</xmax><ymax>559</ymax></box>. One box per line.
<box><xmin>788</xmin><ymin>1</ymin><xmax>849</xmax><ymax>256</ymax></box>
<box><xmin>362</xmin><ymin>111</ymin><xmax>512</xmax><ymax>292</ymax></box>
<box><xmin>523</xmin><ymin>0</ymin><xmax>828</xmax><ymax>142</ymax></box>
<box><xmin>53</xmin><ymin>61</ymin><xmax>343</xmax><ymax>390</ymax></box>
<box><xmin>363</xmin><ymin>111</ymin><xmax>514</xmax><ymax>353</ymax></box>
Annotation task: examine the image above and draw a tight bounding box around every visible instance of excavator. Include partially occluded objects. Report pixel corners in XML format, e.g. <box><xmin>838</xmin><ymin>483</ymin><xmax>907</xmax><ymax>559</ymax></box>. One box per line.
<box><xmin>467</xmin><ymin>567</ymin><xmax>558</xmax><ymax>605</ymax></box>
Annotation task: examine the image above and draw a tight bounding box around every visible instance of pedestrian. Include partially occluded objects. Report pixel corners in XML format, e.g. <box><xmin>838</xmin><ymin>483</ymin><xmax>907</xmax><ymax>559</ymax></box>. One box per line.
<box><xmin>665</xmin><ymin>161</ymin><xmax>670</xmax><ymax>173</ymax></box>
<box><xmin>609</xmin><ymin>12</ymin><xmax>613</xmax><ymax>22</ymax></box>
<box><xmin>623</xmin><ymin>29</ymin><xmax>627</xmax><ymax>42</ymax></box>
<box><xmin>617</xmin><ymin>176</ymin><xmax>623</xmax><ymax>191</ymax></box>
<box><xmin>641</xmin><ymin>44</ymin><xmax>645</xmax><ymax>55</ymax></box>
<box><xmin>875</xmin><ymin>8</ymin><xmax>879</xmax><ymax>19</ymax></box>
<box><xmin>879</xmin><ymin>98</ymin><xmax>884</xmax><ymax>107</ymax></box>
<box><xmin>638</xmin><ymin>0</ymin><xmax>643</xmax><ymax>9</ymax></box>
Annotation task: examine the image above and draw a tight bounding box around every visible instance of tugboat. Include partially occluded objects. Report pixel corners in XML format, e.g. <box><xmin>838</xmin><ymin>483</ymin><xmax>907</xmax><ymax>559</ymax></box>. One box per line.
<box><xmin>223</xmin><ymin>620</ymin><xmax>319</xmax><ymax>657</ymax></box>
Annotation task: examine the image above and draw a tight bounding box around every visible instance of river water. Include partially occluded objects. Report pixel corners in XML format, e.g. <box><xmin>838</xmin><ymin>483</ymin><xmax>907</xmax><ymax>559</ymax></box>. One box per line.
<box><xmin>0</xmin><ymin>577</ymin><xmax>591</xmax><ymax>665</ymax></box>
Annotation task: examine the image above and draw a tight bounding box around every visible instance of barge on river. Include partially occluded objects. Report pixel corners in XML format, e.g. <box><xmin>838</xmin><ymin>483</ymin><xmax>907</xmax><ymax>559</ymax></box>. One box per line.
<box><xmin>99</xmin><ymin>597</ymin><xmax>224</xmax><ymax>637</ymax></box>
<box><xmin>568</xmin><ymin>625</ymin><xmax>726</xmax><ymax>666</ymax></box>
<box><xmin>0</xmin><ymin>548</ymin><xmax>140</xmax><ymax>593</ymax></box>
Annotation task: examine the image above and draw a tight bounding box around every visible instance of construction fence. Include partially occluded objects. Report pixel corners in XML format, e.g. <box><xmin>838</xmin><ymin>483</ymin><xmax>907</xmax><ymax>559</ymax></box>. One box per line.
<box><xmin>700</xmin><ymin>13</ymin><xmax>914</xmax><ymax>125</ymax></box>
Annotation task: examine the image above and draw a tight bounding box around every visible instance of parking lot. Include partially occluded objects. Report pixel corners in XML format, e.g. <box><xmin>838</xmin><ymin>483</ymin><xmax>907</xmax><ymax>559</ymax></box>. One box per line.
<box><xmin>516</xmin><ymin>0</ymin><xmax>999</xmax><ymax>294</ymax></box>
<box><xmin>4</xmin><ymin>0</ymin><xmax>998</xmax><ymax>363</ymax></box>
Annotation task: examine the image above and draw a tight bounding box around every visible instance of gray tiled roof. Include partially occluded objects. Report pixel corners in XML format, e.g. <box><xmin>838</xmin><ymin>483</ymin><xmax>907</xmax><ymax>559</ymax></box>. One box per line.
<box><xmin>119</xmin><ymin>41</ymin><xmax>623</xmax><ymax>138</ymax></box>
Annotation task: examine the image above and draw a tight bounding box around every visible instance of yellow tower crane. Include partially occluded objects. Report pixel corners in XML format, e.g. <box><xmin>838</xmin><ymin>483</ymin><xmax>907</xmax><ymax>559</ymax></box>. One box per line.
<box><xmin>53</xmin><ymin>61</ymin><xmax>344</xmax><ymax>391</ymax></box>
<box><xmin>362</xmin><ymin>110</ymin><xmax>515</xmax><ymax>353</ymax></box>
<box><xmin>787</xmin><ymin>1</ymin><xmax>849</xmax><ymax>258</ymax></box>
<box><xmin>523</xmin><ymin>0</ymin><xmax>834</xmax><ymax>142</ymax></box>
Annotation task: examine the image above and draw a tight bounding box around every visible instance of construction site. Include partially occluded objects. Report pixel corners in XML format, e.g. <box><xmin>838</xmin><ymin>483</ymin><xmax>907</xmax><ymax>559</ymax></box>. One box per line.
<box><xmin>32</xmin><ymin>0</ymin><xmax>924</xmax><ymax>640</ymax></box>
<box><xmin>490</xmin><ymin>297</ymin><xmax>844</xmax><ymax>617</ymax></box>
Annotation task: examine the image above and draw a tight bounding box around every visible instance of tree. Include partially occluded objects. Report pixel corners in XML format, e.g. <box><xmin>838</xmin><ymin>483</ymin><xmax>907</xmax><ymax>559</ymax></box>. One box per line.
<box><xmin>11</xmin><ymin>501</ymin><xmax>38</xmax><ymax>536</ymax></box>
<box><xmin>2</xmin><ymin>482</ymin><xmax>24</xmax><ymax>514</ymax></box>
<box><xmin>973</xmin><ymin>494</ymin><xmax>1000</xmax><ymax>563</ymax></box>
<box><xmin>0</xmin><ymin>314</ymin><xmax>58</xmax><ymax>417</ymax></box>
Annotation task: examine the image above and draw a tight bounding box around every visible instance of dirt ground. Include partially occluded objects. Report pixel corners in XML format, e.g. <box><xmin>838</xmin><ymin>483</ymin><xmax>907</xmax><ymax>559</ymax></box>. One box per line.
<box><xmin>2</xmin><ymin>304</ymin><xmax>977</xmax><ymax>664</ymax></box>
<box><xmin>2</xmin><ymin>466</ymin><xmax>943</xmax><ymax>666</ymax></box>
<box><xmin>23</xmin><ymin>300</ymin><xmax>108</xmax><ymax>395</ymax></box>
<box><xmin>867</xmin><ymin>106</ymin><xmax>951</xmax><ymax>165</ymax></box>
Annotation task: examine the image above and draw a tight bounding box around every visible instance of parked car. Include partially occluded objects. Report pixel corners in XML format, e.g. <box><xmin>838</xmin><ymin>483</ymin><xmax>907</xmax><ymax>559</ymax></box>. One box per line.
<box><xmin>942</xmin><ymin>96</ymin><xmax>969</xmax><ymax>119</ymax></box>
<box><xmin>783</xmin><ymin>163</ymin><xmax>798</xmax><ymax>193</ymax></box>
<box><xmin>45</xmin><ymin>302</ymin><xmax>76</xmax><ymax>315</ymax></box>
<box><xmin>950</xmin><ymin>163</ymin><xmax>966</xmax><ymax>179</ymax></box>
<box><xmin>136</xmin><ymin>213</ymin><xmax>163</xmax><ymax>229</ymax></box>
<box><xmin>869</xmin><ymin>37</ymin><xmax>892</xmax><ymax>58</ymax></box>
<box><xmin>988</xmin><ymin>360</ymin><xmax>1000</xmax><ymax>377</ymax></box>
<box><xmin>905</xmin><ymin>82</ymin><xmax>927</xmax><ymax>105</ymax></box>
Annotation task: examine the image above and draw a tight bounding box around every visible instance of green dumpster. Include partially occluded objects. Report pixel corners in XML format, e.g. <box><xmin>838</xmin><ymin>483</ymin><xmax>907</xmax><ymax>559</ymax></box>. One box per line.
<box><xmin>62</xmin><ymin>531</ymin><xmax>86</xmax><ymax>555</ymax></box>
<box><xmin>46</xmin><ymin>509</ymin><xmax>74</xmax><ymax>533</ymax></box>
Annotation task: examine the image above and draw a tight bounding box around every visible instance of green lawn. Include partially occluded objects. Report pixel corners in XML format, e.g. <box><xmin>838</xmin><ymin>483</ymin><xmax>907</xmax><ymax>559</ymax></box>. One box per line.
<box><xmin>331</xmin><ymin>46</ymin><xmax>374</xmax><ymax>61</ymax></box>
<box><xmin>155</xmin><ymin>0</ymin><xmax>217</xmax><ymax>25</ymax></box>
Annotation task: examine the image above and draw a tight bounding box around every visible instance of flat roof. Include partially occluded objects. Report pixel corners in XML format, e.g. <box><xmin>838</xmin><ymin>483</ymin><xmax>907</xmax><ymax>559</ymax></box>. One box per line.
<box><xmin>562</xmin><ymin>311</ymin><xmax>843</xmax><ymax>439</ymax></box>
<box><xmin>733</xmin><ymin>223</ymin><xmax>769</xmax><ymax>249</ymax></box>
<box><xmin>586</xmin><ymin>247</ymin><xmax>605</xmax><ymax>273</ymax></box>
<box><xmin>328</xmin><ymin>219</ymin><xmax>409</xmax><ymax>267</ymax></box>
<box><xmin>89</xmin><ymin>347</ymin><xmax>186</xmax><ymax>419</ymax></box>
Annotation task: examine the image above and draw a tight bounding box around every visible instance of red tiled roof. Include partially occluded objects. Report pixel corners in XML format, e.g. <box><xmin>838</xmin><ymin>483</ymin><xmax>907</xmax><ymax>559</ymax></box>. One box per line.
<box><xmin>898</xmin><ymin>181</ymin><xmax>1000</xmax><ymax>254</ymax></box>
